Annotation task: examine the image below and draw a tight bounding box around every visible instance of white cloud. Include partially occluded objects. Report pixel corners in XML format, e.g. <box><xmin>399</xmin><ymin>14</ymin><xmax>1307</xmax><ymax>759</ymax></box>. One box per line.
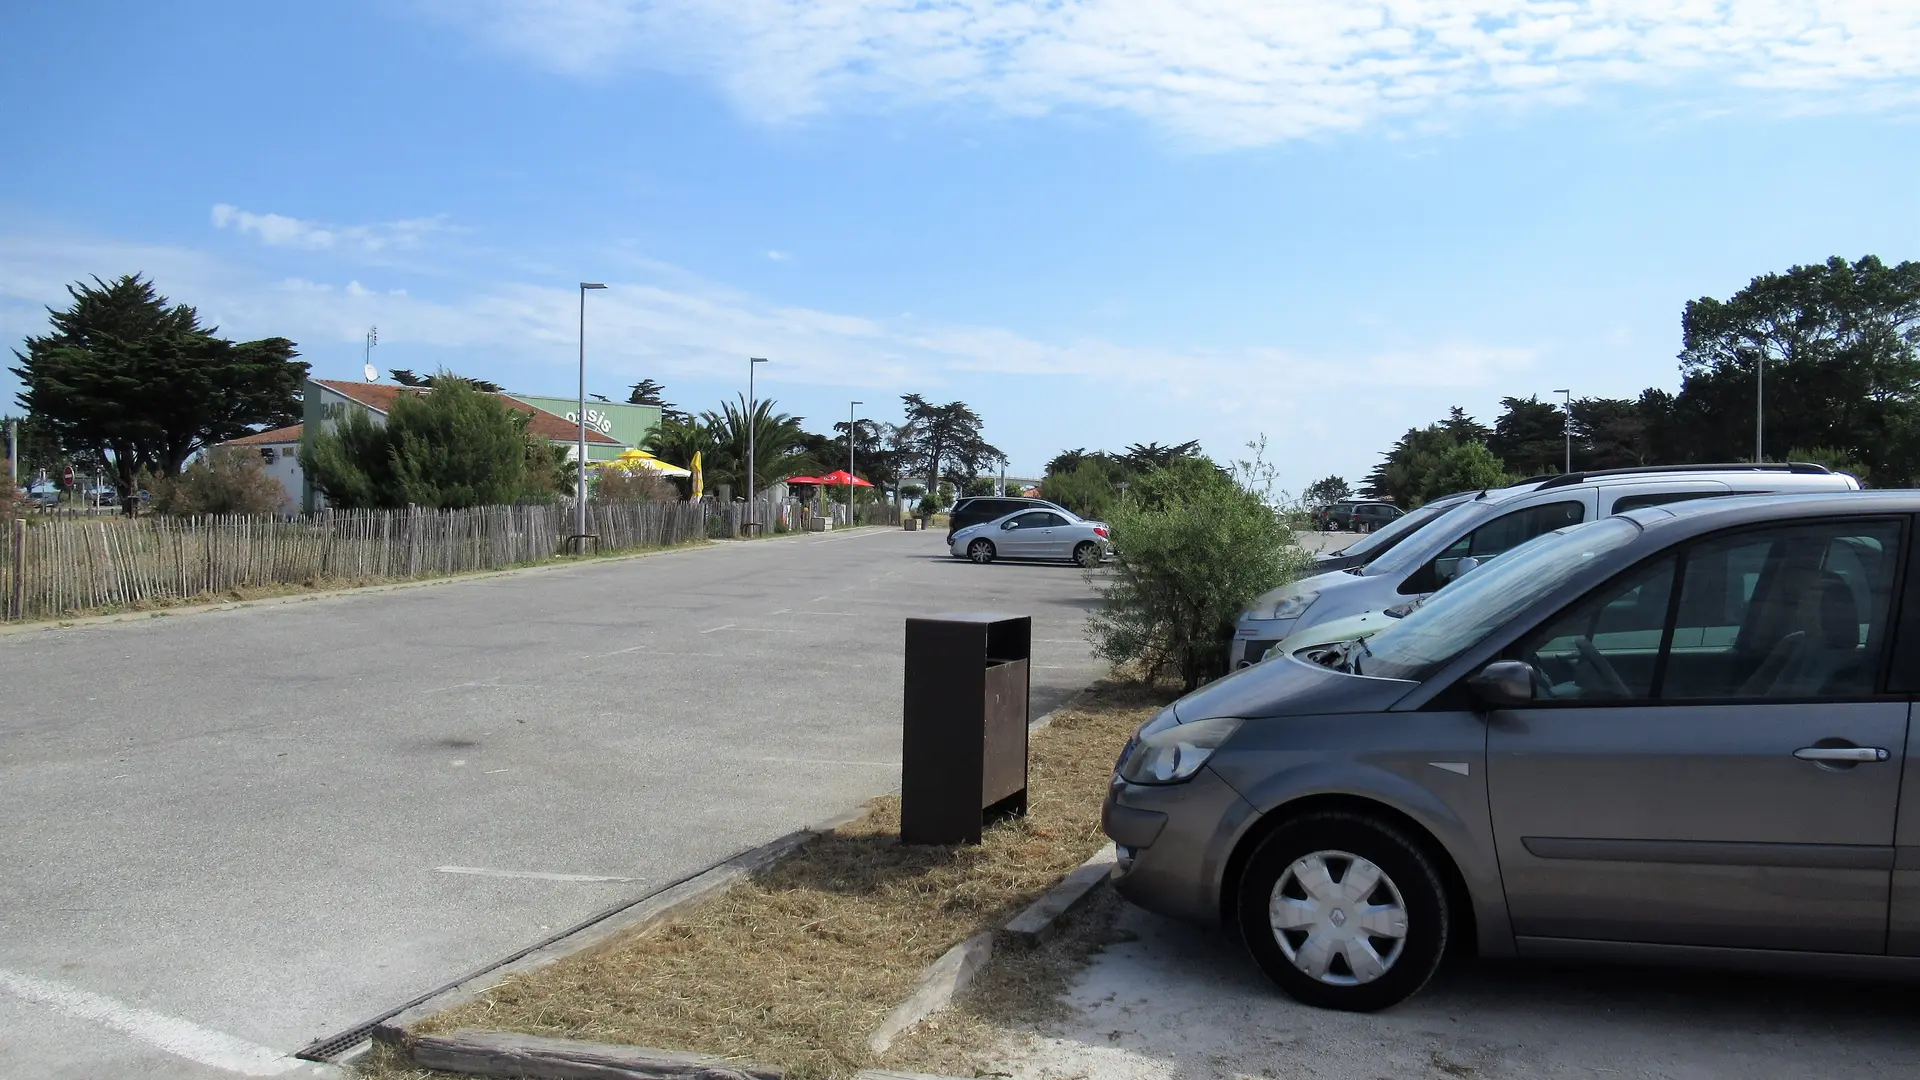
<box><xmin>0</xmin><ymin>226</ymin><xmax>1536</xmax><ymax>485</ymax></box>
<box><xmin>765</xmin><ymin>250</ymin><xmax>791</xmax><ymax>261</ymax></box>
<box><xmin>210</xmin><ymin>204</ymin><xmax>452</xmax><ymax>254</ymax></box>
<box><xmin>433</xmin><ymin>1</ymin><xmax>1920</xmax><ymax>145</ymax></box>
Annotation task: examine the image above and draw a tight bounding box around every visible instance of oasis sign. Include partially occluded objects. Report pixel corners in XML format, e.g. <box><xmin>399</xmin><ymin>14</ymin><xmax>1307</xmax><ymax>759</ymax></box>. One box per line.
<box><xmin>563</xmin><ymin>408</ymin><xmax>616</xmax><ymax>435</ymax></box>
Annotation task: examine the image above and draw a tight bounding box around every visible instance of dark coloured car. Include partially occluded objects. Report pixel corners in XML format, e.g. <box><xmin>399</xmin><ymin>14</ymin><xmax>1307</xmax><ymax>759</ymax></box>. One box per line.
<box><xmin>1108</xmin><ymin>491</ymin><xmax>1920</xmax><ymax>1012</ymax></box>
<box><xmin>1322</xmin><ymin>501</ymin><xmax>1401</xmax><ymax>532</ymax></box>
<box><xmin>946</xmin><ymin>496</ymin><xmax>1070</xmax><ymax>542</ymax></box>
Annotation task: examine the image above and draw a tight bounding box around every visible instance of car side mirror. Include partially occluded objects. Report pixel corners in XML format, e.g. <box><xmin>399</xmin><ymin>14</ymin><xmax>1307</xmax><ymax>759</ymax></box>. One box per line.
<box><xmin>1002</xmin><ymin>520</ymin><xmax>1018</xmax><ymax>530</ymax></box>
<box><xmin>1454</xmin><ymin>556</ymin><xmax>1481</xmax><ymax>578</ymax></box>
<box><xmin>1467</xmin><ymin>660</ymin><xmax>1536</xmax><ymax>707</ymax></box>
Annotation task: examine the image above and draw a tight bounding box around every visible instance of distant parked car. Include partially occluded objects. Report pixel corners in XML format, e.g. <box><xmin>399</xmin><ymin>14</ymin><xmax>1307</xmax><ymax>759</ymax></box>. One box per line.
<box><xmin>1318</xmin><ymin>501</ymin><xmax>1401</xmax><ymax>532</ymax></box>
<box><xmin>946</xmin><ymin>495</ymin><xmax>1071</xmax><ymax>543</ymax></box>
<box><xmin>949</xmin><ymin>507</ymin><xmax>1111</xmax><ymax>567</ymax></box>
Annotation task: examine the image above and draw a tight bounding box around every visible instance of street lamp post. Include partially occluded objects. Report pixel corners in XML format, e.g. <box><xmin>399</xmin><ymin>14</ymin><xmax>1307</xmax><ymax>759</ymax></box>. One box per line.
<box><xmin>577</xmin><ymin>283</ymin><xmax>607</xmax><ymax>549</ymax></box>
<box><xmin>849</xmin><ymin>400</ymin><xmax>863</xmax><ymax>527</ymax></box>
<box><xmin>1756</xmin><ymin>353</ymin><xmax>1765</xmax><ymax>463</ymax></box>
<box><xmin>1554</xmin><ymin>388</ymin><xmax>1572</xmax><ymax>474</ymax></box>
<box><xmin>747</xmin><ymin>357</ymin><xmax>768</xmax><ymax>534</ymax></box>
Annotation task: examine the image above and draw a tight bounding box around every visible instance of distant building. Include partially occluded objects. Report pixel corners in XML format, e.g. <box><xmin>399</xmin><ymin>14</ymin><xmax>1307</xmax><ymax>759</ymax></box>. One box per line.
<box><xmin>291</xmin><ymin>378</ymin><xmax>625</xmax><ymax>512</ymax></box>
<box><xmin>505</xmin><ymin>395</ymin><xmax>661</xmax><ymax>461</ymax></box>
<box><xmin>223</xmin><ymin>424</ymin><xmax>306</xmax><ymax>511</ymax></box>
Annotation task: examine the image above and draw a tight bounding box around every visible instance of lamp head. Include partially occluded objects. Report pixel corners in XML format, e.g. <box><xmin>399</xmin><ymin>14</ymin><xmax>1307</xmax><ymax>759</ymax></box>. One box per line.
<box><xmin>581</xmin><ymin>282</ymin><xmax>607</xmax><ymax>290</ymax></box>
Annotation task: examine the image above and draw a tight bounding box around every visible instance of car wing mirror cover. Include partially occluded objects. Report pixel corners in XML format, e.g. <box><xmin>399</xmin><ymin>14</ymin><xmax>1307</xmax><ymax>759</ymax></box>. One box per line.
<box><xmin>1467</xmin><ymin>660</ymin><xmax>1537</xmax><ymax>707</ymax></box>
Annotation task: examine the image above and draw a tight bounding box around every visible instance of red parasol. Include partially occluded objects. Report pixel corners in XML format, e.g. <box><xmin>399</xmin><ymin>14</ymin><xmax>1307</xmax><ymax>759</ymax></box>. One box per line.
<box><xmin>784</xmin><ymin>475</ymin><xmax>827</xmax><ymax>485</ymax></box>
<box><xmin>817</xmin><ymin>469</ymin><xmax>873</xmax><ymax>487</ymax></box>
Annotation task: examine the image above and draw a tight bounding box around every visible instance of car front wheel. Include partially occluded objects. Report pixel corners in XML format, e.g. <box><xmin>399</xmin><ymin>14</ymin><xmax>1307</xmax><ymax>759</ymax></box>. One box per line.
<box><xmin>967</xmin><ymin>539</ymin><xmax>996</xmax><ymax>564</ymax></box>
<box><xmin>1236</xmin><ymin>812</ymin><xmax>1449</xmax><ymax>1012</ymax></box>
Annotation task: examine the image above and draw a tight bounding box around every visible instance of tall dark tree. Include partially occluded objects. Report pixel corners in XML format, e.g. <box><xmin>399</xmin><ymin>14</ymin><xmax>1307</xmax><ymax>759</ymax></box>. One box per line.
<box><xmin>1046</xmin><ymin>448</ymin><xmax>1090</xmax><ymax>475</ymax></box>
<box><xmin>1569</xmin><ymin>397</ymin><xmax>1650</xmax><ymax>470</ymax></box>
<box><xmin>1488</xmin><ymin>396</ymin><xmax>1567</xmax><ymax>476</ymax></box>
<box><xmin>897</xmin><ymin>394</ymin><xmax>1006</xmax><ymax>495</ymax></box>
<box><xmin>1437</xmin><ymin>406</ymin><xmax>1492</xmax><ymax>447</ymax></box>
<box><xmin>389</xmin><ymin>368</ymin><xmax>504</xmax><ymax>393</ymax></box>
<box><xmin>10</xmin><ymin>274</ymin><xmax>306</xmax><ymax>509</ymax></box>
<box><xmin>1676</xmin><ymin>255</ymin><xmax>1920</xmax><ymax>481</ymax></box>
<box><xmin>1360</xmin><ymin>425</ymin><xmax>1458</xmax><ymax>506</ymax></box>
<box><xmin>1121</xmin><ymin>440</ymin><xmax>1202</xmax><ymax>473</ymax></box>
<box><xmin>1301</xmin><ymin>475</ymin><xmax>1352</xmax><ymax>509</ymax></box>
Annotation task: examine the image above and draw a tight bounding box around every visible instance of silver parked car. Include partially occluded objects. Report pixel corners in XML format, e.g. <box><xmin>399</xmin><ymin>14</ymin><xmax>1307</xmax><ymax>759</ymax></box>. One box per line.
<box><xmin>950</xmin><ymin>507</ymin><xmax>1111</xmax><ymax>567</ymax></box>
<box><xmin>1232</xmin><ymin>463</ymin><xmax>1862</xmax><ymax>668</ymax></box>
<box><xmin>1107</xmin><ymin>491</ymin><xmax>1920</xmax><ymax>1012</ymax></box>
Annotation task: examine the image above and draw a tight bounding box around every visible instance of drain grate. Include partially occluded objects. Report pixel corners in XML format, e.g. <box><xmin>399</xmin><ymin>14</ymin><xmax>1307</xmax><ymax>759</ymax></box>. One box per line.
<box><xmin>292</xmin><ymin>853</ymin><xmax>740</xmax><ymax>1062</ymax></box>
<box><xmin>296</xmin><ymin>1022</ymin><xmax>382</xmax><ymax>1063</ymax></box>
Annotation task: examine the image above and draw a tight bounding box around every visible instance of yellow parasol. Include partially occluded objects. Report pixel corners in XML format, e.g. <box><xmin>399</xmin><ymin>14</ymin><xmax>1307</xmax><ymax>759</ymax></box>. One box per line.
<box><xmin>691</xmin><ymin>451</ymin><xmax>704</xmax><ymax>499</ymax></box>
<box><xmin>588</xmin><ymin>447</ymin><xmax>691</xmax><ymax>478</ymax></box>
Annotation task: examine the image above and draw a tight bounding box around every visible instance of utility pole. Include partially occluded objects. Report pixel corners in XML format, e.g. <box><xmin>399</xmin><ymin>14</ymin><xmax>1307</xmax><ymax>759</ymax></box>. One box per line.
<box><xmin>849</xmin><ymin>400</ymin><xmax>863</xmax><ymax>526</ymax></box>
<box><xmin>577</xmin><ymin>283</ymin><xmax>607</xmax><ymax>548</ymax></box>
<box><xmin>1554</xmin><ymin>388</ymin><xmax>1572</xmax><ymax>474</ymax></box>
<box><xmin>748</xmin><ymin>358</ymin><xmax>768</xmax><ymax>534</ymax></box>
<box><xmin>1756</xmin><ymin>353</ymin><xmax>1765</xmax><ymax>463</ymax></box>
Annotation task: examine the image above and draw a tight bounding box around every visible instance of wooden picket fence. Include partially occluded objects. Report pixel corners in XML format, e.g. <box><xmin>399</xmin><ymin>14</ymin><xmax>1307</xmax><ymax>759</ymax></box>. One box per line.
<box><xmin>1</xmin><ymin>501</ymin><xmax>710</xmax><ymax>622</ymax></box>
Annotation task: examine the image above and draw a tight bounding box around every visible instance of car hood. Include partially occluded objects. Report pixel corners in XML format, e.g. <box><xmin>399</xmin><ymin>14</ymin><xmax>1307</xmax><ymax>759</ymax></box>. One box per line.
<box><xmin>1173</xmin><ymin>652</ymin><xmax>1415</xmax><ymax>721</ymax></box>
<box><xmin>1246</xmin><ymin>567</ymin><xmax>1363</xmax><ymax>614</ymax></box>
<box><xmin>1271</xmin><ymin>609</ymin><xmax>1397</xmax><ymax>653</ymax></box>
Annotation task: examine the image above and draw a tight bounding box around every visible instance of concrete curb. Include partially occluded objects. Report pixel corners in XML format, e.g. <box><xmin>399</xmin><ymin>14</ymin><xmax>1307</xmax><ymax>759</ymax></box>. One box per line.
<box><xmin>865</xmin><ymin>932</ymin><xmax>995</xmax><ymax>1057</ymax></box>
<box><xmin>864</xmin><ymin>844</ymin><xmax>1117</xmax><ymax>1056</ymax></box>
<box><xmin>1003</xmin><ymin>845</ymin><xmax>1118</xmax><ymax>949</ymax></box>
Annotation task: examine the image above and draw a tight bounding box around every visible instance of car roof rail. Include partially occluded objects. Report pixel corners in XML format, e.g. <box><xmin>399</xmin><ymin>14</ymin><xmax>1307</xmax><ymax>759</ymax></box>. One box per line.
<box><xmin>1532</xmin><ymin>461</ymin><xmax>1832</xmax><ymax>491</ymax></box>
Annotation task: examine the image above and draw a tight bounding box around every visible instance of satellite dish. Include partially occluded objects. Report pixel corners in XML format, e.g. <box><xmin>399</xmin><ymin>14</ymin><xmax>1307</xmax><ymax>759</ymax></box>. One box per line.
<box><xmin>364</xmin><ymin>364</ymin><xmax>379</xmax><ymax>382</ymax></box>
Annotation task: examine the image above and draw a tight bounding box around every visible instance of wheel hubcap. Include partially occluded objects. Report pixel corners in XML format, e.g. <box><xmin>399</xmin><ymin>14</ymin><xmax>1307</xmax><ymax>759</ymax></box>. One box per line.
<box><xmin>1269</xmin><ymin>850</ymin><xmax>1408</xmax><ymax>986</ymax></box>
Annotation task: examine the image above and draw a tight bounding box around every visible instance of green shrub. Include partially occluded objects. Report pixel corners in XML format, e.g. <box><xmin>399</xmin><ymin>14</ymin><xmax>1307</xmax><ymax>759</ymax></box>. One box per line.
<box><xmin>1089</xmin><ymin>463</ymin><xmax>1310</xmax><ymax>690</ymax></box>
<box><xmin>146</xmin><ymin>446</ymin><xmax>288</xmax><ymax>516</ymax></box>
<box><xmin>302</xmin><ymin>376</ymin><xmax>547</xmax><ymax>509</ymax></box>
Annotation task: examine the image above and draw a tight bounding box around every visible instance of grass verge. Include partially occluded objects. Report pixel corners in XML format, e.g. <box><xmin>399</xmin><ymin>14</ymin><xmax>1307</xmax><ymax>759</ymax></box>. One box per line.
<box><xmin>360</xmin><ymin>679</ymin><xmax>1176</xmax><ymax>1080</ymax></box>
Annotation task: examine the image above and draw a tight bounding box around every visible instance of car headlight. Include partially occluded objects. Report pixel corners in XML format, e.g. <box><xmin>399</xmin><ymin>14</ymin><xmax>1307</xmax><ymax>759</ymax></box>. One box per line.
<box><xmin>1270</xmin><ymin>591</ymin><xmax>1319</xmax><ymax>621</ymax></box>
<box><xmin>1117</xmin><ymin>715</ymin><xmax>1245</xmax><ymax>785</ymax></box>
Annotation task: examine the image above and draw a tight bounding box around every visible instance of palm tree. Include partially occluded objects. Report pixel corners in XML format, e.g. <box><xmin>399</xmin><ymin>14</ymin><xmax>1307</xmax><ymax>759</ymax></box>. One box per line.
<box><xmin>700</xmin><ymin>394</ymin><xmax>807</xmax><ymax>495</ymax></box>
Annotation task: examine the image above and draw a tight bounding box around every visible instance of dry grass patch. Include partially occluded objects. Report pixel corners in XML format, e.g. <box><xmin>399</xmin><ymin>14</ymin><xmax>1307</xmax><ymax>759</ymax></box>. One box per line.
<box><xmin>374</xmin><ymin>680</ymin><xmax>1174</xmax><ymax>1080</ymax></box>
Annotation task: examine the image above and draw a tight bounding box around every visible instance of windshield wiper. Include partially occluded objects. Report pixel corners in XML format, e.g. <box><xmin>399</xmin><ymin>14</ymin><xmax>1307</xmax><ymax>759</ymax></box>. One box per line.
<box><xmin>1347</xmin><ymin>636</ymin><xmax>1374</xmax><ymax>676</ymax></box>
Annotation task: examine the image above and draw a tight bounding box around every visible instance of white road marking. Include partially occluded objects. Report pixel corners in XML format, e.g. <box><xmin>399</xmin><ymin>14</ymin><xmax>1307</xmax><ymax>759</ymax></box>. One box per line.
<box><xmin>0</xmin><ymin>968</ymin><xmax>303</xmax><ymax>1076</ymax></box>
<box><xmin>789</xmin><ymin>611</ymin><xmax>857</xmax><ymax>617</ymax></box>
<box><xmin>485</xmin><ymin>768</ymin><xmax>511</xmax><ymax>774</ymax></box>
<box><xmin>756</xmin><ymin>758</ymin><xmax>900</xmax><ymax>767</ymax></box>
<box><xmin>700</xmin><ymin>624</ymin><xmax>735</xmax><ymax>634</ymax></box>
<box><xmin>811</xmin><ymin>595</ymin><xmax>829</xmax><ymax>602</ymax></box>
<box><xmin>742</xmin><ymin>627</ymin><xmax>800</xmax><ymax>633</ymax></box>
<box><xmin>432</xmin><ymin>866</ymin><xmax>637</xmax><ymax>883</ymax></box>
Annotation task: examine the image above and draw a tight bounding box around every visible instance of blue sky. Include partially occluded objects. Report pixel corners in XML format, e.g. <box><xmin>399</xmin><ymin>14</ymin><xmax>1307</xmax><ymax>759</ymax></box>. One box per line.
<box><xmin>3</xmin><ymin>1</ymin><xmax>1917</xmax><ymax>492</ymax></box>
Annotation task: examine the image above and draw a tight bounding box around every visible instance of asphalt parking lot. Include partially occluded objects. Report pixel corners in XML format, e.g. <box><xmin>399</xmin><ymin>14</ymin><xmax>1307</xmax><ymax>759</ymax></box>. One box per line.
<box><xmin>0</xmin><ymin>527</ymin><xmax>1108</xmax><ymax>1078</ymax></box>
<box><xmin>987</xmin><ymin>904</ymin><xmax>1920</xmax><ymax>1080</ymax></box>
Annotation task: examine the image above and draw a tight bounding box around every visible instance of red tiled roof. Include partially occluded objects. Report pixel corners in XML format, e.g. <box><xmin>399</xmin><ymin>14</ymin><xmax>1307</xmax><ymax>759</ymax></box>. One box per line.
<box><xmin>312</xmin><ymin>379</ymin><xmax>619</xmax><ymax>445</ymax></box>
<box><xmin>224</xmin><ymin>424</ymin><xmax>304</xmax><ymax>446</ymax></box>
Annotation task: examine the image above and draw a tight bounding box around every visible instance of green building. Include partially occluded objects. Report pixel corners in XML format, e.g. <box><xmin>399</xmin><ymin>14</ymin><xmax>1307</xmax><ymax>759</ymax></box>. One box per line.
<box><xmin>506</xmin><ymin>395</ymin><xmax>662</xmax><ymax>463</ymax></box>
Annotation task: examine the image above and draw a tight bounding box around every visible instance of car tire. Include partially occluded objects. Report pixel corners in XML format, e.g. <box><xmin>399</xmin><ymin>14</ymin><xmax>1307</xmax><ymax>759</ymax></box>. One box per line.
<box><xmin>967</xmin><ymin>539</ymin><xmax>996</xmax><ymax>564</ymax></box>
<box><xmin>1236</xmin><ymin>812</ymin><xmax>1449</xmax><ymax>1012</ymax></box>
<box><xmin>1072</xmin><ymin>542</ymin><xmax>1101</xmax><ymax>568</ymax></box>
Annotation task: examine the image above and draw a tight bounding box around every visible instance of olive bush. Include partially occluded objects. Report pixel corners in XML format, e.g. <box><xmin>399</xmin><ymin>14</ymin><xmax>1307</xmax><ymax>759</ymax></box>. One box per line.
<box><xmin>1088</xmin><ymin>461</ymin><xmax>1311</xmax><ymax>690</ymax></box>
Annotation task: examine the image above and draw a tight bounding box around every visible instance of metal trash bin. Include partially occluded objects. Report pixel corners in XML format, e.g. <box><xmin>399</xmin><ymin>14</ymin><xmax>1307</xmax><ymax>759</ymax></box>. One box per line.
<box><xmin>900</xmin><ymin>613</ymin><xmax>1032</xmax><ymax>845</ymax></box>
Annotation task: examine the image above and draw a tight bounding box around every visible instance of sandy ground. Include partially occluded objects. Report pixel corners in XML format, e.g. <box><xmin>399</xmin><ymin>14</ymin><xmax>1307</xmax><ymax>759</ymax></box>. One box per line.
<box><xmin>974</xmin><ymin>903</ymin><xmax>1920</xmax><ymax>1080</ymax></box>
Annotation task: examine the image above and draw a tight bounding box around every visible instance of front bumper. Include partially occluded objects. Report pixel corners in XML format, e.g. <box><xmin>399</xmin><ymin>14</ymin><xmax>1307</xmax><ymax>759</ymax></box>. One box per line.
<box><xmin>1103</xmin><ymin>766</ymin><xmax>1261</xmax><ymax>926</ymax></box>
<box><xmin>1232</xmin><ymin>616</ymin><xmax>1299</xmax><ymax>667</ymax></box>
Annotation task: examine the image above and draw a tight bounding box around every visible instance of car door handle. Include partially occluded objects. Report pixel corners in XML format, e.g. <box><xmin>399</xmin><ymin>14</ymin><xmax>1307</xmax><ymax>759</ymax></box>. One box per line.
<box><xmin>1793</xmin><ymin>746</ymin><xmax>1890</xmax><ymax>763</ymax></box>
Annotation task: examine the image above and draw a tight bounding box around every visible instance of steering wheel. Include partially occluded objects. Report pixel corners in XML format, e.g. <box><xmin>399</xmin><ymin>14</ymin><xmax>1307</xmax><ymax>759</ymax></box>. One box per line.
<box><xmin>1573</xmin><ymin>636</ymin><xmax>1633</xmax><ymax>698</ymax></box>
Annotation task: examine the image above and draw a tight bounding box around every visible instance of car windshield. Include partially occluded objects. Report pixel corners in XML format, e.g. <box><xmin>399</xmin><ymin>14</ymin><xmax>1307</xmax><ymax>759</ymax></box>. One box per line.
<box><xmin>1334</xmin><ymin>499</ymin><xmax>1454</xmax><ymax>560</ymax></box>
<box><xmin>1351</xmin><ymin>517</ymin><xmax>1641</xmax><ymax>682</ymax></box>
<box><xmin>1359</xmin><ymin>499</ymin><xmax>1499</xmax><ymax>577</ymax></box>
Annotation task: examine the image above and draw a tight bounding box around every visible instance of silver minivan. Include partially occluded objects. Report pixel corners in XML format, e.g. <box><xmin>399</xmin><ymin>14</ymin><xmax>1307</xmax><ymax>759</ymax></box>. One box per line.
<box><xmin>1233</xmin><ymin>464</ymin><xmax>1862</xmax><ymax>667</ymax></box>
<box><xmin>1107</xmin><ymin>492</ymin><xmax>1920</xmax><ymax>1011</ymax></box>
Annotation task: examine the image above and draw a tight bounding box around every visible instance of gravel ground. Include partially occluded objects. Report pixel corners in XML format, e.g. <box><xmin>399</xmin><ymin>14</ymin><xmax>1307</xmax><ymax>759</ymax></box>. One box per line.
<box><xmin>976</xmin><ymin>888</ymin><xmax>1920</xmax><ymax>1079</ymax></box>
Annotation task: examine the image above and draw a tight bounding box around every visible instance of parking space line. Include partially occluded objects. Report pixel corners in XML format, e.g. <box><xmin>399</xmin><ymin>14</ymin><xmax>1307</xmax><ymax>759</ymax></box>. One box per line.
<box><xmin>432</xmin><ymin>866</ymin><xmax>637</xmax><ymax>883</ymax></box>
<box><xmin>700</xmin><ymin>624</ymin><xmax>735</xmax><ymax>634</ymax></box>
<box><xmin>0</xmin><ymin>968</ymin><xmax>305</xmax><ymax>1076</ymax></box>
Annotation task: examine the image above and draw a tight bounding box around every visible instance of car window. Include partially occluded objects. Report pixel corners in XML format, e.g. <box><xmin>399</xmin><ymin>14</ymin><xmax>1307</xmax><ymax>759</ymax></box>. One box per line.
<box><xmin>1413</xmin><ymin>500</ymin><xmax>1586</xmax><ymax>593</ymax></box>
<box><xmin>1517</xmin><ymin>556</ymin><xmax>1678</xmax><ymax>701</ymax></box>
<box><xmin>1358</xmin><ymin>517</ymin><xmax>1641</xmax><ymax>683</ymax></box>
<box><xmin>1006</xmin><ymin>511</ymin><xmax>1052</xmax><ymax>529</ymax></box>
<box><xmin>1513</xmin><ymin>519</ymin><xmax>1902</xmax><ymax>703</ymax></box>
<box><xmin>1610</xmin><ymin>490</ymin><xmax>1722</xmax><ymax>513</ymax></box>
<box><xmin>1034</xmin><ymin>512</ymin><xmax>1069</xmax><ymax>527</ymax></box>
<box><xmin>1337</xmin><ymin>499</ymin><xmax>1457</xmax><ymax>560</ymax></box>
